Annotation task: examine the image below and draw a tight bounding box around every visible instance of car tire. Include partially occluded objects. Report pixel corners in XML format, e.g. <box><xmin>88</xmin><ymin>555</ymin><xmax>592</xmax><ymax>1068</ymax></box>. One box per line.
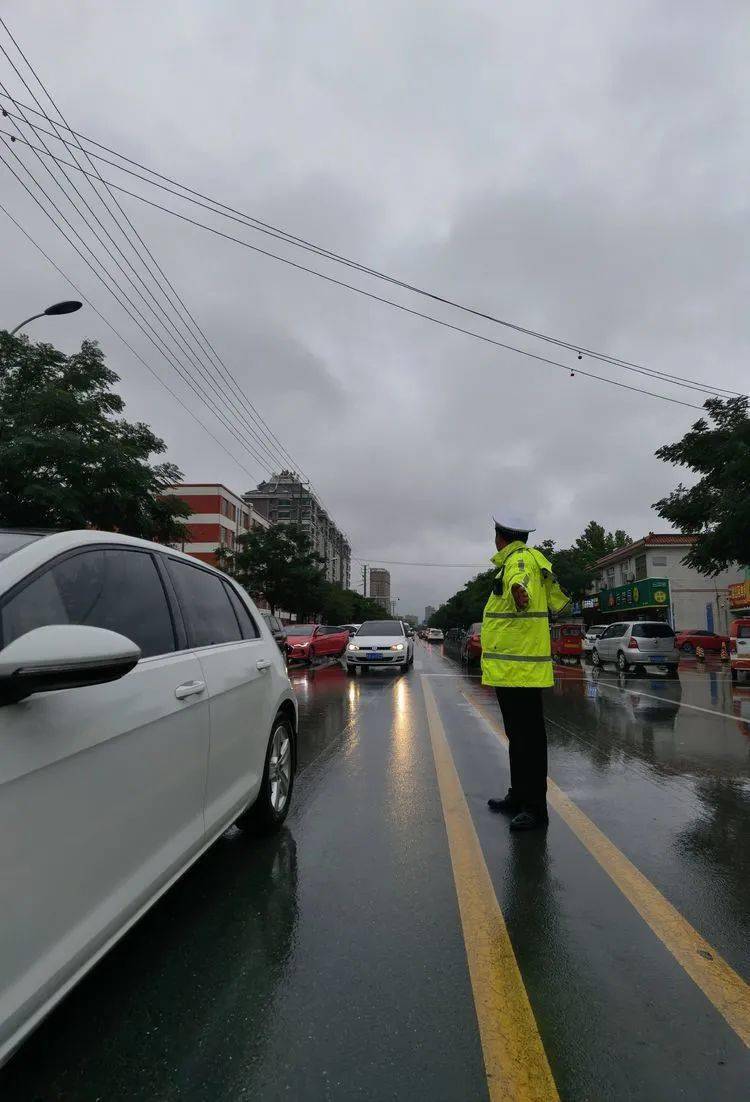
<box><xmin>681</xmin><ymin>642</ymin><xmax>694</xmax><ymax>654</ymax></box>
<box><xmin>731</xmin><ymin>667</ymin><xmax>738</xmax><ymax>683</ymax></box>
<box><xmin>346</xmin><ymin>664</ymin><xmax>356</xmax><ymax>676</ymax></box>
<box><xmin>617</xmin><ymin>651</ymin><xmax>629</xmax><ymax>673</ymax></box>
<box><xmin>235</xmin><ymin>714</ymin><xmax>295</xmax><ymax>834</ymax></box>
<box><xmin>667</xmin><ymin>666</ymin><xmax>680</xmax><ymax>680</ymax></box>
<box><xmin>592</xmin><ymin>649</ymin><xmax>602</xmax><ymax>668</ymax></box>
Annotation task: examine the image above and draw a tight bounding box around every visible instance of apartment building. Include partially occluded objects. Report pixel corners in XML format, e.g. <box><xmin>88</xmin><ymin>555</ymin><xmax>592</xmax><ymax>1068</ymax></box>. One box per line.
<box><xmin>162</xmin><ymin>483</ymin><xmax>269</xmax><ymax>566</ymax></box>
<box><xmin>369</xmin><ymin>568</ymin><xmax>391</xmax><ymax>611</ymax></box>
<box><xmin>592</xmin><ymin>533</ymin><xmax>742</xmax><ymax>634</ymax></box>
<box><xmin>245</xmin><ymin>471</ymin><xmax>351</xmax><ymax>588</ymax></box>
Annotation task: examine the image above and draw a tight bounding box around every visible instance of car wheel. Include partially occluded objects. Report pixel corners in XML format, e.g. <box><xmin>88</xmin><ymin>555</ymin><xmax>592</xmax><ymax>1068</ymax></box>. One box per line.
<box><xmin>731</xmin><ymin>667</ymin><xmax>738</xmax><ymax>682</ymax></box>
<box><xmin>667</xmin><ymin>666</ymin><xmax>680</xmax><ymax>680</ymax></box>
<box><xmin>681</xmin><ymin>642</ymin><xmax>694</xmax><ymax>654</ymax></box>
<box><xmin>592</xmin><ymin>648</ymin><xmax>602</xmax><ymax>667</ymax></box>
<box><xmin>235</xmin><ymin>714</ymin><xmax>295</xmax><ymax>834</ymax></box>
<box><xmin>617</xmin><ymin>651</ymin><xmax>629</xmax><ymax>672</ymax></box>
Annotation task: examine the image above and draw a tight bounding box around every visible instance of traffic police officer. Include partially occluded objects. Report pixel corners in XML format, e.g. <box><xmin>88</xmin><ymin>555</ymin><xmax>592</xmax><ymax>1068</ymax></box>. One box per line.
<box><xmin>482</xmin><ymin>515</ymin><xmax>556</xmax><ymax>831</ymax></box>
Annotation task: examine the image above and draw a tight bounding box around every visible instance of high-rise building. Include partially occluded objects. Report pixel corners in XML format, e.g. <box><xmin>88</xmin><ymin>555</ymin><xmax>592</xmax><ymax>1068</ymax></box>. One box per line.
<box><xmin>369</xmin><ymin>568</ymin><xmax>391</xmax><ymax>611</ymax></box>
<box><xmin>162</xmin><ymin>483</ymin><xmax>268</xmax><ymax>566</ymax></box>
<box><xmin>245</xmin><ymin>471</ymin><xmax>351</xmax><ymax>589</ymax></box>
<box><xmin>424</xmin><ymin>605</ymin><xmax>436</xmax><ymax>623</ymax></box>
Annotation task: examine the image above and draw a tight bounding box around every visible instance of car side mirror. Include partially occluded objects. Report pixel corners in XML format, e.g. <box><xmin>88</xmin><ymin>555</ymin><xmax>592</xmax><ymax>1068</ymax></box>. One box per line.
<box><xmin>0</xmin><ymin>624</ymin><xmax>141</xmax><ymax>706</ymax></box>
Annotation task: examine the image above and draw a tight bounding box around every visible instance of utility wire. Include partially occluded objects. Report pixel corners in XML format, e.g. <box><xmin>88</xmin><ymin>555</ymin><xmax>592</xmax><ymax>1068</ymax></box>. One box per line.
<box><xmin>353</xmin><ymin>558</ymin><xmax>489</xmax><ymax>567</ymax></box>
<box><xmin>0</xmin><ymin>197</ymin><xmax>261</xmax><ymax>482</ymax></box>
<box><xmin>0</xmin><ymin>22</ymin><xmax>308</xmax><ymax>478</ymax></box>
<box><xmin>0</xmin><ymin>83</ymin><xmax>299</xmax><ymax>479</ymax></box>
<box><xmin>0</xmin><ymin>88</ymin><xmax>741</xmax><ymax>401</ymax></box>
<box><xmin>0</xmin><ymin>129</ymin><xmax>707</xmax><ymax>412</ymax></box>
<box><xmin>0</xmin><ymin>141</ymin><xmax>282</xmax><ymax>477</ymax></box>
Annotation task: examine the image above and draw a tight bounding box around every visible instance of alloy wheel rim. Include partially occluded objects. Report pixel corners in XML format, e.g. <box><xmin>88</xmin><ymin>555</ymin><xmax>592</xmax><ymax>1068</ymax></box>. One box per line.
<box><xmin>269</xmin><ymin>725</ymin><xmax>292</xmax><ymax>813</ymax></box>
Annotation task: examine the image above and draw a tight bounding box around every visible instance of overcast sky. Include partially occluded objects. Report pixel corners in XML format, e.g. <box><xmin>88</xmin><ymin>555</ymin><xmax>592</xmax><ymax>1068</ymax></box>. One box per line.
<box><xmin>1</xmin><ymin>1</ymin><xmax>747</xmax><ymax>617</ymax></box>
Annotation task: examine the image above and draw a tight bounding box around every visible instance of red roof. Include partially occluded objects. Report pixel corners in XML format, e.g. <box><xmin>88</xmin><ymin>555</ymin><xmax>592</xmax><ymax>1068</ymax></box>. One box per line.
<box><xmin>594</xmin><ymin>532</ymin><xmax>698</xmax><ymax>569</ymax></box>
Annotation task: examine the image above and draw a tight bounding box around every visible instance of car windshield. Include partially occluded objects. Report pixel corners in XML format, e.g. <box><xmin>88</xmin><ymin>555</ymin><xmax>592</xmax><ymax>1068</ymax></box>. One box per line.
<box><xmin>357</xmin><ymin>621</ymin><xmax>403</xmax><ymax>636</ymax></box>
<box><xmin>288</xmin><ymin>624</ymin><xmax>315</xmax><ymax>636</ymax></box>
<box><xmin>0</xmin><ymin>531</ymin><xmax>44</xmax><ymax>562</ymax></box>
<box><xmin>738</xmin><ymin>626</ymin><xmax>750</xmax><ymax>639</ymax></box>
<box><xmin>632</xmin><ymin>624</ymin><xmax>675</xmax><ymax>638</ymax></box>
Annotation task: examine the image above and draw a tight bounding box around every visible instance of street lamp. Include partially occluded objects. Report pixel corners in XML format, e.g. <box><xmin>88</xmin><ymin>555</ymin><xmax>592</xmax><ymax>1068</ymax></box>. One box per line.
<box><xmin>9</xmin><ymin>300</ymin><xmax>82</xmax><ymax>336</ymax></box>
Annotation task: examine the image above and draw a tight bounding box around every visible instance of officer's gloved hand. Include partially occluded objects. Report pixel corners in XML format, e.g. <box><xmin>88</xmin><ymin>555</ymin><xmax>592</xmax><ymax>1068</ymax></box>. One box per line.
<box><xmin>511</xmin><ymin>583</ymin><xmax>529</xmax><ymax>610</ymax></box>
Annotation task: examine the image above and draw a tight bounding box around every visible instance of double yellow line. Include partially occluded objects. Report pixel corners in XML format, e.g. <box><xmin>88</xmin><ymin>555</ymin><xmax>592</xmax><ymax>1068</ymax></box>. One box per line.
<box><xmin>422</xmin><ymin>675</ymin><xmax>750</xmax><ymax>1102</ymax></box>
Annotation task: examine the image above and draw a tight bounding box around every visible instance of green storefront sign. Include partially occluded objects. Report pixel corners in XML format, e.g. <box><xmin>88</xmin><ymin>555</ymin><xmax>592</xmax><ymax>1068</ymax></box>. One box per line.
<box><xmin>598</xmin><ymin>577</ymin><xmax>670</xmax><ymax>614</ymax></box>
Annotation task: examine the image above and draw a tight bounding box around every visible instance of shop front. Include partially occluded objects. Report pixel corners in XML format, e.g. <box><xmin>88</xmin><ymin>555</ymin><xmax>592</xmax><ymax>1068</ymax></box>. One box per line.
<box><xmin>729</xmin><ymin>579</ymin><xmax>750</xmax><ymax>619</ymax></box>
<box><xmin>598</xmin><ymin>578</ymin><xmax>671</xmax><ymax>624</ymax></box>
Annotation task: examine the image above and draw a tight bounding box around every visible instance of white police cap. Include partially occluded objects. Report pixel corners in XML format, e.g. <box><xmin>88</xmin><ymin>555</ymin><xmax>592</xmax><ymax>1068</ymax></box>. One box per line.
<box><xmin>493</xmin><ymin>514</ymin><xmax>536</xmax><ymax>534</ymax></box>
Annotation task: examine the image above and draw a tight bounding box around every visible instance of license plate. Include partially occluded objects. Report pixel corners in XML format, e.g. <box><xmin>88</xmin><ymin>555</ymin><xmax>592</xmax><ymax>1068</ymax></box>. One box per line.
<box><xmin>651</xmin><ymin>655</ymin><xmax>664</xmax><ymax>663</ymax></box>
<box><xmin>366</xmin><ymin>652</ymin><xmax>380</xmax><ymax>660</ymax></box>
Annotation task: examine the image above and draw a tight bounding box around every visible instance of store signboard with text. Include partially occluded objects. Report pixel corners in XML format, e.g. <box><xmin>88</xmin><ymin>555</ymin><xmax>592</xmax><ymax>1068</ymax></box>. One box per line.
<box><xmin>598</xmin><ymin>578</ymin><xmax>670</xmax><ymax>614</ymax></box>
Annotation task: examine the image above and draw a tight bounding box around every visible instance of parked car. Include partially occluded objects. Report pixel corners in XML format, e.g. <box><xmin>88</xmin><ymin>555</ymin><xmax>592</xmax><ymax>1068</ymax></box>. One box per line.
<box><xmin>592</xmin><ymin>620</ymin><xmax>679</xmax><ymax>675</ymax></box>
<box><xmin>425</xmin><ymin>627</ymin><xmax>444</xmax><ymax>643</ymax></box>
<box><xmin>674</xmin><ymin>629</ymin><xmax>728</xmax><ymax>654</ymax></box>
<box><xmin>286</xmin><ymin>624</ymin><xmax>350</xmax><ymax>664</ymax></box>
<box><xmin>261</xmin><ymin>610</ymin><xmax>288</xmax><ymax>654</ymax></box>
<box><xmin>551</xmin><ymin>622</ymin><xmax>584</xmax><ymax>662</ymax></box>
<box><xmin>0</xmin><ymin>528</ymin><xmax>297</xmax><ymax>1067</ymax></box>
<box><xmin>461</xmin><ymin>622</ymin><xmax>482</xmax><ymax>664</ymax></box>
<box><xmin>582</xmin><ymin>623</ymin><xmax>607</xmax><ymax>655</ymax></box>
<box><xmin>345</xmin><ymin>619</ymin><xmax>414</xmax><ymax>672</ymax></box>
<box><xmin>729</xmin><ymin>618</ymin><xmax>750</xmax><ymax>682</ymax></box>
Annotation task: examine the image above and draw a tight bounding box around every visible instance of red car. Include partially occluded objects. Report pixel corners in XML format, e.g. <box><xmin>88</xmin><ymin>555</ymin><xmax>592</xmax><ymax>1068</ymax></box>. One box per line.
<box><xmin>286</xmin><ymin>624</ymin><xmax>350</xmax><ymax>665</ymax></box>
<box><xmin>461</xmin><ymin>623</ymin><xmax>482</xmax><ymax>664</ymax></box>
<box><xmin>674</xmin><ymin>629</ymin><xmax>728</xmax><ymax>654</ymax></box>
<box><xmin>550</xmin><ymin>622</ymin><xmax>584</xmax><ymax>662</ymax></box>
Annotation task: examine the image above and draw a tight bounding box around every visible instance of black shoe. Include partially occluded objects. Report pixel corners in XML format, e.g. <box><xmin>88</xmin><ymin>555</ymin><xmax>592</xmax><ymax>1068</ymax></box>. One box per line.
<box><xmin>488</xmin><ymin>789</ymin><xmax>521</xmax><ymax>814</ymax></box>
<box><xmin>509</xmin><ymin>807</ymin><xmax>549</xmax><ymax>831</ymax></box>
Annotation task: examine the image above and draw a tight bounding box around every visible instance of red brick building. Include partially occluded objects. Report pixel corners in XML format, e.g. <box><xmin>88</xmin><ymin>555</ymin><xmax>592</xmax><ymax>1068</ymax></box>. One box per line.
<box><xmin>162</xmin><ymin>483</ymin><xmax>269</xmax><ymax>566</ymax></box>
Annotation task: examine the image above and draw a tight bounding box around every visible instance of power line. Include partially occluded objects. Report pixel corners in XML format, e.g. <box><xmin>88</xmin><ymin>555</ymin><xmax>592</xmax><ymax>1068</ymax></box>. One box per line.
<box><xmin>0</xmin><ymin>59</ymin><xmax>304</xmax><ymax>481</ymax></box>
<box><xmin>0</xmin><ymin>87</ymin><xmax>741</xmax><ymax>401</ymax></box>
<box><xmin>0</xmin><ymin>141</ymin><xmax>283</xmax><ymax>476</ymax></box>
<box><xmin>0</xmin><ymin>197</ymin><xmax>262</xmax><ymax>483</ymax></box>
<box><xmin>353</xmin><ymin>558</ymin><xmax>489</xmax><ymax>567</ymax></box>
<box><xmin>0</xmin><ymin>128</ymin><xmax>709</xmax><ymax>412</ymax></box>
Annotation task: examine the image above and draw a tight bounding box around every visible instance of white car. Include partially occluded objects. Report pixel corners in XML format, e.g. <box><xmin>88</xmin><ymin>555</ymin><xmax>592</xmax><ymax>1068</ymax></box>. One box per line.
<box><xmin>425</xmin><ymin>627</ymin><xmax>444</xmax><ymax>643</ymax></box>
<box><xmin>583</xmin><ymin>624</ymin><xmax>607</xmax><ymax>655</ymax></box>
<box><xmin>345</xmin><ymin>619</ymin><xmax>414</xmax><ymax>672</ymax></box>
<box><xmin>0</xmin><ymin>528</ymin><xmax>297</xmax><ymax>1067</ymax></box>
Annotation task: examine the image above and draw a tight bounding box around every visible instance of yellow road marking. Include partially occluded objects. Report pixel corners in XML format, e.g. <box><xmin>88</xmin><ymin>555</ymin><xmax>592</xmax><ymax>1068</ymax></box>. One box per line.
<box><xmin>421</xmin><ymin>676</ymin><xmax>559</xmax><ymax>1102</ymax></box>
<box><xmin>464</xmin><ymin>688</ymin><xmax>750</xmax><ymax>1048</ymax></box>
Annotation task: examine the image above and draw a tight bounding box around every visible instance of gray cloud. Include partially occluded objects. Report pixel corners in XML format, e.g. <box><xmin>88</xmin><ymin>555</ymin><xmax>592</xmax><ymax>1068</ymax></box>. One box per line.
<box><xmin>1</xmin><ymin>0</ymin><xmax>747</xmax><ymax>618</ymax></box>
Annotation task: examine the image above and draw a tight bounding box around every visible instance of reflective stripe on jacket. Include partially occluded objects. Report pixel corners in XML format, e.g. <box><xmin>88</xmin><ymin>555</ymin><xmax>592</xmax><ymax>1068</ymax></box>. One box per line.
<box><xmin>480</xmin><ymin>541</ymin><xmax>553</xmax><ymax>688</ymax></box>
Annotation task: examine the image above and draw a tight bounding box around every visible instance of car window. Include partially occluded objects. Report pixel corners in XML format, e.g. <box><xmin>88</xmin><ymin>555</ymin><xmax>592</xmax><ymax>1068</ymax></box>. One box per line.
<box><xmin>167</xmin><ymin>559</ymin><xmax>242</xmax><ymax>647</ymax></box>
<box><xmin>223</xmin><ymin>583</ymin><xmax>259</xmax><ymax>639</ymax></box>
<box><xmin>604</xmin><ymin>624</ymin><xmax>625</xmax><ymax>638</ymax></box>
<box><xmin>0</xmin><ymin>531</ymin><xmax>45</xmax><ymax>562</ymax></box>
<box><xmin>738</xmin><ymin>626</ymin><xmax>750</xmax><ymax>639</ymax></box>
<box><xmin>632</xmin><ymin>624</ymin><xmax>675</xmax><ymax>639</ymax></box>
<box><xmin>1</xmin><ymin>548</ymin><xmax>175</xmax><ymax>658</ymax></box>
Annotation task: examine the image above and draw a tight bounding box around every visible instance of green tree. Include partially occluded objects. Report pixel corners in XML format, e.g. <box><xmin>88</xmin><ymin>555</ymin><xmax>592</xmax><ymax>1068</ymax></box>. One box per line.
<box><xmin>653</xmin><ymin>396</ymin><xmax>750</xmax><ymax>575</ymax></box>
<box><xmin>0</xmin><ymin>332</ymin><xmax>190</xmax><ymax>542</ymax></box>
<box><xmin>222</xmin><ymin>523</ymin><xmax>325</xmax><ymax>616</ymax></box>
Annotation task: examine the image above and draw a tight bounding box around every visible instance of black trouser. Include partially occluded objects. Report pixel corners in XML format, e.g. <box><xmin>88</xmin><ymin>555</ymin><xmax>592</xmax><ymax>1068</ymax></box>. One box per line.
<box><xmin>495</xmin><ymin>687</ymin><xmax>548</xmax><ymax>807</ymax></box>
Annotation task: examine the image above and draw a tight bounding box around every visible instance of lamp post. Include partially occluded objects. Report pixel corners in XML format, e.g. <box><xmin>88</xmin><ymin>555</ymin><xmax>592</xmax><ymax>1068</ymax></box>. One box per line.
<box><xmin>9</xmin><ymin>299</ymin><xmax>82</xmax><ymax>336</ymax></box>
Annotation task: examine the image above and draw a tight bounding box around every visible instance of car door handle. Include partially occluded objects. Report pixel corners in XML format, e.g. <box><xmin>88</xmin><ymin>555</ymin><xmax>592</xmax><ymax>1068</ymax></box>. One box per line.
<box><xmin>256</xmin><ymin>658</ymin><xmax>272</xmax><ymax>671</ymax></box>
<box><xmin>174</xmin><ymin>680</ymin><xmax>206</xmax><ymax>700</ymax></box>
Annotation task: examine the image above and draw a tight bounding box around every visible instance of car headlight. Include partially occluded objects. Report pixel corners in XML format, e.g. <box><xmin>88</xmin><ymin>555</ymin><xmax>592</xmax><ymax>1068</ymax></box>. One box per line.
<box><xmin>348</xmin><ymin>642</ymin><xmax>357</xmax><ymax>651</ymax></box>
<box><xmin>391</xmin><ymin>643</ymin><xmax>405</xmax><ymax>651</ymax></box>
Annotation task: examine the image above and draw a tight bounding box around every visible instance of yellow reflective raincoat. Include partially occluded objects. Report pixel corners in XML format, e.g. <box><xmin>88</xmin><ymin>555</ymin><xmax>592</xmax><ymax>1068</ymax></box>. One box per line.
<box><xmin>481</xmin><ymin>541</ymin><xmax>554</xmax><ymax>688</ymax></box>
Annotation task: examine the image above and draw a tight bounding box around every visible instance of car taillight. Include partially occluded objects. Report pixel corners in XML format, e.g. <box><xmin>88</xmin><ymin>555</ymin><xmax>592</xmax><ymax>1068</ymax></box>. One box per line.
<box><xmin>628</xmin><ymin>637</ymin><xmax>640</xmax><ymax>649</ymax></box>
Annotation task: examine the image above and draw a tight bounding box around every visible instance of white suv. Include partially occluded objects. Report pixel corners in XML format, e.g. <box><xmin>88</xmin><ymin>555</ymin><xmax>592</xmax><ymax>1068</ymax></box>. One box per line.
<box><xmin>0</xmin><ymin>529</ymin><xmax>297</xmax><ymax>1066</ymax></box>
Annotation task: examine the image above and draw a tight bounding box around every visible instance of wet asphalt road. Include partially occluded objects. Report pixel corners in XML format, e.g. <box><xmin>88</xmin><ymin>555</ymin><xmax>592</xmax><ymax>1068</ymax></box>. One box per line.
<box><xmin>2</xmin><ymin>644</ymin><xmax>749</xmax><ymax>1100</ymax></box>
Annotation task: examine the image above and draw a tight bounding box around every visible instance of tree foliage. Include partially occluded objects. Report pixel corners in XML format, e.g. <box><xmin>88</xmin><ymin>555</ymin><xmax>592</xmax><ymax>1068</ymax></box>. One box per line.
<box><xmin>219</xmin><ymin>523</ymin><xmax>325</xmax><ymax>617</ymax></box>
<box><xmin>0</xmin><ymin>332</ymin><xmax>190</xmax><ymax>542</ymax></box>
<box><xmin>653</xmin><ymin>396</ymin><xmax>750</xmax><ymax>575</ymax></box>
